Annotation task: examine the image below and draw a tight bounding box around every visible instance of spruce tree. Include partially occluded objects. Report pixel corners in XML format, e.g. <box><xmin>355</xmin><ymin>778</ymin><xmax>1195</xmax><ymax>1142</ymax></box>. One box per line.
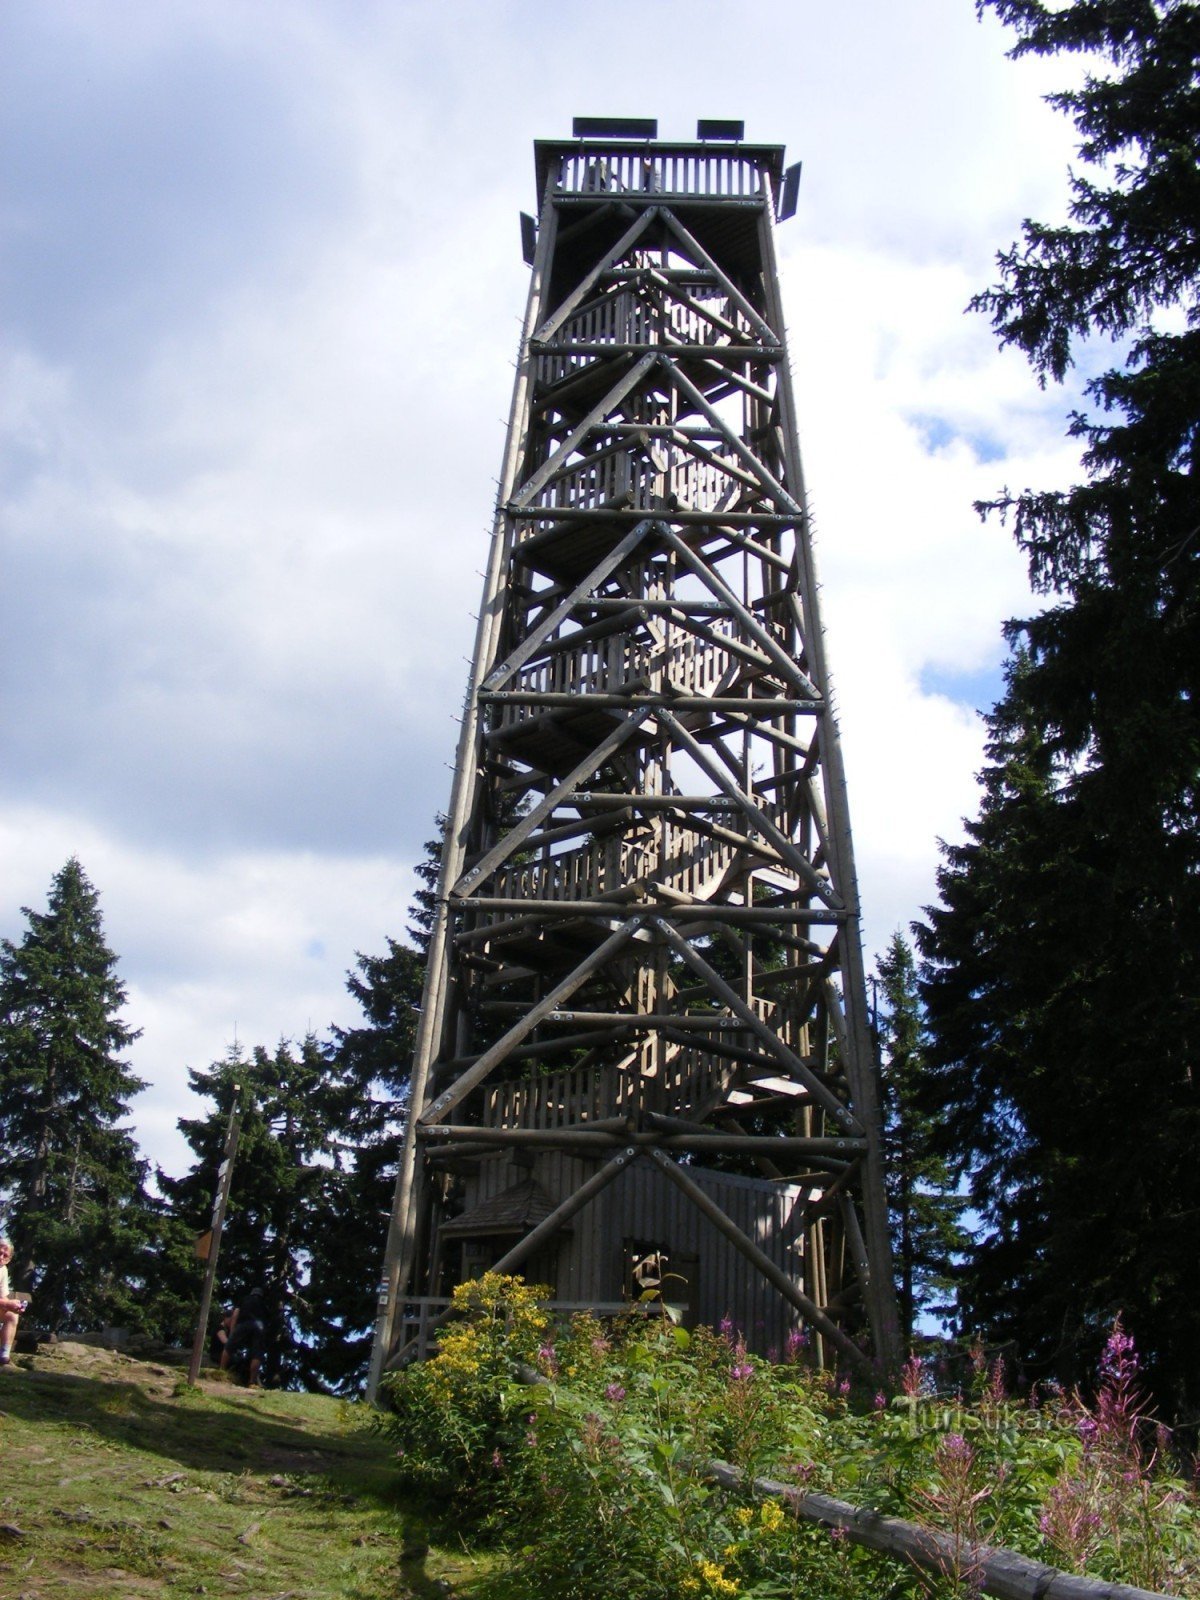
<box><xmin>0</xmin><ymin>858</ymin><xmax>157</xmax><ymax>1331</ymax></box>
<box><xmin>315</xmin><ymin>939</ymin><xmax>424</xmax><ymax>1390</ymax></box>
<box><xmin>161</xmin><ymin>1036</ymin><xmax>352</xmax><ymax>1388</ymax></box>
<box><xmin>875</xmin><ymin>934</ymin><xmax>967</xmax><ymax>1346</ymax></box>
<box><xmin>920</xmin><ymin>0</ymin><xmax>1200</xmax><ymax>1411</ymax></box>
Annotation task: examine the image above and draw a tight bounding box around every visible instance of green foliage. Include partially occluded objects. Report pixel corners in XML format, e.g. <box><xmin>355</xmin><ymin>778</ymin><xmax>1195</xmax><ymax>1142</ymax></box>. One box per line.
<box><xmin>316</xmin><ymin>935</ymin><xmax>425</xmax><ymax>1389</ymax></box>
<box><xmin>0</xmin><ymin>858</ymin><xmax>171</xmax><ymax>1335</ymax></box>
<box><xmin>875</xmin><ymin>934</ymin><xmax>968</xmax><ymax>1342</ymax></box>
<box><xmin>160</xmin><ymin>1035</ymin><xmax>358</xmax><ymax>1390</ymax></box>
<box><xmin>378</xmin><ymin>1273</ymin><xmax>553</xmax><ymax>1520</ymax></box>
<box><xmin>379</xmin><ymin>1278</ymin><xmax>1200</xmax><ymax>1599</ymax></box>
<box><xmin>920</xmin><ymin>0</ymin><xmax>1200</xmax><ymax>1414</ymax></box>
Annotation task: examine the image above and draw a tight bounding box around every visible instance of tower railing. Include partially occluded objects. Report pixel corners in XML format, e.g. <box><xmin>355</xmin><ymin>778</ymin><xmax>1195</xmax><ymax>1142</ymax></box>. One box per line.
<box><xmin>551</xmin><ymin>148</ymin><xmax>771</xmax><ymax>198</ymax></box>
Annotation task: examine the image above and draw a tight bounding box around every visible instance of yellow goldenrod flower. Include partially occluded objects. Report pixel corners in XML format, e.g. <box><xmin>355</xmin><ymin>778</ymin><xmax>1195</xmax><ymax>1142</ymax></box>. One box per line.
<box><xmin>759</xmin><ymin>1500</ymin><xmax>785</xmax><ymax>1532</ymax></box>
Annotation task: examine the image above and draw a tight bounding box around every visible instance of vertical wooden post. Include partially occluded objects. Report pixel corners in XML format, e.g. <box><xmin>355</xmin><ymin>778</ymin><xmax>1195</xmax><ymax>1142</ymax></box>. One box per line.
<box><xmin>365</xmin><ymin>175</ymin><xmax>563</xmax><ymax>1404</ymax></box>
<box><xmin>187</xmin><ymin>1086</ymin><xmax>241</xmax><ymax>1387</ymax></box>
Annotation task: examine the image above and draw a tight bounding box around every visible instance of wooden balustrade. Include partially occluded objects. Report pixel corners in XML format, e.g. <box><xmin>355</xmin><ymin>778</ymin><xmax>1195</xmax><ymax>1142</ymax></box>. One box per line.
<box><xmin>491</xmin><ymin>620</ymin><xmax>743</xmax><ymax>709</ymax></box>
<box><xmin>484</xmin><ymin>1050</ymin><xmax>739</xmax><ymax>1132</ymax></box>
<box><xmin>539</xmin><ymin>283</ymin><xmax>754</xmax><ymax>353</ymax></box>
<box><xmin>554</xmin><ymin>150</ymin><xmax>767</xmax><ymax>198</ymax></box>
<box><xmin>490</xmin><ymin>797</ymin><xmax>793</xmax><ymax>909</ymax></box>
<box><xmin>517</xmin><ymin>443</ymin><xmax>764</xmax><ymax>515</ymax></box>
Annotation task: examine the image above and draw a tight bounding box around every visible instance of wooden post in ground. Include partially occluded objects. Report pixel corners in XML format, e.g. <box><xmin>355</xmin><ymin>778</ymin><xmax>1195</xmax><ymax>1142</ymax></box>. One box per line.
<box><xmin>187</xmin><ymin>1088</ymin><xmax>241</xmax><ymax>1387</ymax></box>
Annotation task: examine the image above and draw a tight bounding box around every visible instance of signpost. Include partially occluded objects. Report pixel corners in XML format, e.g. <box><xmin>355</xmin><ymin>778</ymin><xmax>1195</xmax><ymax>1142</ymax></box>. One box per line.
<box><xmin>186</xmin><ymin>1086</ymin><xmax>242</xmax><ymax>1386</ymax></box>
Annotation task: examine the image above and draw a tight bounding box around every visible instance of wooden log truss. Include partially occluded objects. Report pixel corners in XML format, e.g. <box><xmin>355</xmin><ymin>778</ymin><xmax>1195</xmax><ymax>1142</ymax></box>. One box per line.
<box><xmin>367</xmin><ymin>130</ymin><xmax>902</xmax><ymax>1398</ymax></box>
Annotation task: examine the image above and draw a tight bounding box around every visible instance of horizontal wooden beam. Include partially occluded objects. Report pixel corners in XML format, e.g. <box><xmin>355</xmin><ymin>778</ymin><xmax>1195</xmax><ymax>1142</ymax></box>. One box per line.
<box><xmin>483</xmin><ymin>692</ymin><xmax>821</xmax><ymax>713</ymax></box>
<box><xmin>420</xmin><ymin>1125</ymin><xmax>631</xmax><ymax>1150</ymax></box>
<box><xmin>536</xmin><ymin>1010</ymin><xmax>758</xmax><ymax>1030</ymax></box>
<box><xmin>509</xmin><ymin>505</ymin><xmax>800</xmax><ymax>526</ymax></box>
<box><xmin>451</xmin><ymin>898</ymin><xmax>846</xmax><ymax>924</ymax></box>
<box><xmin>419</xmin><ymin>1125</ymin><xmax>865</xmax><ymax>1158</ymax></box>
<box><xmin>553</xmin><ymin>193</ymin><xmax>766</xmax><ymax>212</ymax></box>
<box><xmin>659</xmin><ymin>1134</ymin><xmax>867</xmax><ymax>1157</ymax></box>
<box><xmin>705</xmin><ymin>1463</ymin><xmax>1172</xmax><ymax>1600</ymax></box>
<box><xmin>533</xmin><ymin>342</ymin><xmax>782</xmax><ymax>360</ymax></box>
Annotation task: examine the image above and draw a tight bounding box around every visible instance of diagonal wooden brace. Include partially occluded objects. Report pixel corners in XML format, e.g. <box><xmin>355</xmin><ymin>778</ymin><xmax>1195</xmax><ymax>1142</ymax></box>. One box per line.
<box><xmin>418</xmin><ymin>917</ymin><xmax>646</xmax><ymax>1124</ymax></box>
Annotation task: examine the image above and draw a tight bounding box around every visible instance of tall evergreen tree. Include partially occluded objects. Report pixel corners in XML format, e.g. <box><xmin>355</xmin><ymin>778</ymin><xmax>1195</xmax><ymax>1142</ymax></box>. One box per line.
<box><xmin>920</xmin><ymin>1</ymin><xmax>1200</xmax><ymax>1412</ymax></box>
<box><xmin>161</xmin><ymin>1036</ymin><xmax>354</xmax><ymax>1389</ymax></box>
<box><xmin>314</xmin><ymin>939</ymin><xmax>424</xmax><ymax>1390</ymax></box>
<box><xmin>875</xmin><ymin>934</ymin><xmax>966</xmax><ymax>1346</ymax></box>
<box><xmin>0</xmin><ymin>858</ymin><xmax>160</xmax><ymax>1332</ymax></box>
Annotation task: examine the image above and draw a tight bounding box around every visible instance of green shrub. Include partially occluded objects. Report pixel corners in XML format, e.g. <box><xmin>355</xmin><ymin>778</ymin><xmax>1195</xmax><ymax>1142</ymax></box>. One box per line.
<box><xmin>377</xmin><ymin>1272</ymin><xmax>552</xmax><ymax>1526</ymax></box>
<box><xmin>377</xmin><ymin>1279</ymin><xmax>1200</xmax><ymax>1599</ymax></box>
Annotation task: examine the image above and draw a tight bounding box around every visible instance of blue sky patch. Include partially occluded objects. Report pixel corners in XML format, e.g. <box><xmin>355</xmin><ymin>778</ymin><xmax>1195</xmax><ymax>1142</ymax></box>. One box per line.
<box><xmin>919</xmin><ymin>660</ymin><xmax>1006</xmax><ymax>714</ymax></box>
<box><xmin>910</xmin><ymin>413</ymin><xmax>1006</xmax><ymax>463</ymax></box>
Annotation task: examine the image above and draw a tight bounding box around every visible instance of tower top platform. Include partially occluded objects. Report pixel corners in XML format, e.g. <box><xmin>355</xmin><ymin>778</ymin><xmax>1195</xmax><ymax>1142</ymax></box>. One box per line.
<box><xmin>534</xmin><ymin>132</ymin><xmax>787</xmax><ymax>210</ymax></box>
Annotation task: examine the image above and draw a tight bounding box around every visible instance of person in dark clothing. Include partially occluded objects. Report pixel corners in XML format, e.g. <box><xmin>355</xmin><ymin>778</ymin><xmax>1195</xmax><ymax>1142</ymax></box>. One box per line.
<box><xmin>222</xmin><ymin>1287</ymin><xmax>268</xmax><ymax>1386</ymax></box>
<box><xmin>208</xmin><ymin>1305</ymin><xmax>234</xmax><ymax>1366</ymax></box>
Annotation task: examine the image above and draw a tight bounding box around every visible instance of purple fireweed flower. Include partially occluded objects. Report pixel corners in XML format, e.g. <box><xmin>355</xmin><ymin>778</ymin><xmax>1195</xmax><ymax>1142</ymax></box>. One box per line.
<box><xmin>730</xmin><ymin>1363</ymin><xmax>754</xmax><ymax>1382</ymax></box>
<box><xmin>1077</xmin><ymin>1415</ymin><xmax>1099</xmax><ymax>1450</ymax></box>
<box><xmin>1099</xmin><ymin>1318</ymin><xmax>1138</xmax><ymax>1387</ymax></box>
<box><xmin>985</xmin><ymin>1358</ymin><xmax>1008</xmax><ymax>1406</ymax></box>
<box><xmin>719</xmin><ymin>1315</ymin><xmax>736</xmax><ymax>1340</ymax></box>
<box><xmin>537</xmin><ymin>1343</ymin><xmax>559</xmax><ymax>1376</ymax></box>
<box><xmin>837</xmin><ymin>1377</ymin><xmax>851</xmax><ymax>1397</ymax></box>
<box><xmin>900</xmin><ymin>1354</ymin><xmax>923</xmax><ymax>1397</ymax></box>
<box><xmin>1039</xmin><ymin>1479</ymin><xmax>1102</xmax><ymax>1556</ymax></box>
<box><xmin>874</xmin><ymin>1390</ymin><xmax>887</xmax><ymax>1411</ymax></box>
<box><xmin>605</xmin><ymin>1383</ymin><xmax>626</xmax><ymax>1403</ymax></box>
<box><xmin>940</xmin><ymin>1433</ymin><xmax>979</xmax><ymax>1465</ymax></box>
<box><xmin>767</xmin><ymin>1346</ymin><xmax>779</xmax><ymax>1363</ymax></box>
<box><xmin>785</xmin><ymin>1326</ymin><xmax>806</xmax><ymax>1359</ymax></box>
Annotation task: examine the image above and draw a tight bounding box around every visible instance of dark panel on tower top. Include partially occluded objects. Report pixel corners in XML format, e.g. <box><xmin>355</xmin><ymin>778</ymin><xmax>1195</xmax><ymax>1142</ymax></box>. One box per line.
<box><xmin>572</xmin><ymin>116</ymin><xmax>658</xmax><ymax>140</ymax></box>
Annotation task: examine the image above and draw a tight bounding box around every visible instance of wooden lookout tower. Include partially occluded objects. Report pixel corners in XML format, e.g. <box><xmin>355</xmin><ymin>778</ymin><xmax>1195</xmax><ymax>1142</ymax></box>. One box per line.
<box><xmin>368</xmin><ymin>119</ymin><xmax>900</xmax><ymax>1397</ymax></box>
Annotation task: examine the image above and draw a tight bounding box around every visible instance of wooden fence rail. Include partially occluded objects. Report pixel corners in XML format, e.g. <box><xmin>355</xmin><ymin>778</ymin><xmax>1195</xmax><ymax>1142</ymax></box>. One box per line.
<box><xmin>705</xmin><ymin>1461</ymin><xmax>1176</xmax><ymax>1600</ymax></box>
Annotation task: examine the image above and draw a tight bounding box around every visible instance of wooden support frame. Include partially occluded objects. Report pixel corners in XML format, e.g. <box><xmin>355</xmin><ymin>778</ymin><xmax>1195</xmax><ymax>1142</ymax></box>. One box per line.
<box><xmin>367</xmin><ymin>129</ymin><xmax>901</xmax><ymax>1400</ymax></box>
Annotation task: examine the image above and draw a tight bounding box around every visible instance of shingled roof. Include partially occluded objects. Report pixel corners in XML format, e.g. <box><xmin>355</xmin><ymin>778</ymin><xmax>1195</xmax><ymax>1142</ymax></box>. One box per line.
<box><xmin>438</xmin><ymin>1178</ymin><xmax>572</xmax><ymax>1239</ymax></box>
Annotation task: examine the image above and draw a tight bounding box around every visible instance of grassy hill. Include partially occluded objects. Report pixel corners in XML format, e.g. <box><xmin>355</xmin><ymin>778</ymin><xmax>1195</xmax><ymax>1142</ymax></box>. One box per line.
<box><xmin>0</xmin><ymin>1342</ymin><xmax>495</xmax><ymax>1599</ymax></box>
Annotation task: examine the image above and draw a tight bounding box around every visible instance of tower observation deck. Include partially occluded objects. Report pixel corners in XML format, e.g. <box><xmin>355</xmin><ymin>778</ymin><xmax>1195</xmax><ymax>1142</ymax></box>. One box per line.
<box><xmin>368</xmin><ymin>121</ymin><xmax>900</xmax><ymax>1396</ymax></box>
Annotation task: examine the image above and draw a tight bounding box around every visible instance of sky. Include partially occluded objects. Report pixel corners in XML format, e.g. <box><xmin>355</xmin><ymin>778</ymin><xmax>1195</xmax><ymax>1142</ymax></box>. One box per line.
<box><xmin>1</xmin><ymin>0</ymin><xmax>1087</xmax><ymax>1183</ymax></box>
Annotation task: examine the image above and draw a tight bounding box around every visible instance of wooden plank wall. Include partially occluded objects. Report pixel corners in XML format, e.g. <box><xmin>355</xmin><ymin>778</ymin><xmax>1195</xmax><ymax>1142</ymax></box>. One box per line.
<box><xmin>452</xmin><ymin>1151</ymin><xmax>809</xmax><ymax>1356</ymax></box>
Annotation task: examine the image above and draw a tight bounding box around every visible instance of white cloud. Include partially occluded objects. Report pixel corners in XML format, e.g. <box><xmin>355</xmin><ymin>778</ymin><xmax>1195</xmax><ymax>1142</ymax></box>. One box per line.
<box><xmin>0</xmin><ymin>805</ymin><xmax>417</xmax><ymax>1179</ymax></box>
<box><xmin>1</xmin><ymin>0</ymin><xmax>1092</xmax><ymax>1178</ymax></box>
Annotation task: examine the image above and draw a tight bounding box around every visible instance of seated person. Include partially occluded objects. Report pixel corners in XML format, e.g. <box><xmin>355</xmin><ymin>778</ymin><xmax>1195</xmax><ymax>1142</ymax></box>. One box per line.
<box><xmin>0</xmin><ymin>1237</ymin><xmax>30</xmax><ymax>1368</ymax></box>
